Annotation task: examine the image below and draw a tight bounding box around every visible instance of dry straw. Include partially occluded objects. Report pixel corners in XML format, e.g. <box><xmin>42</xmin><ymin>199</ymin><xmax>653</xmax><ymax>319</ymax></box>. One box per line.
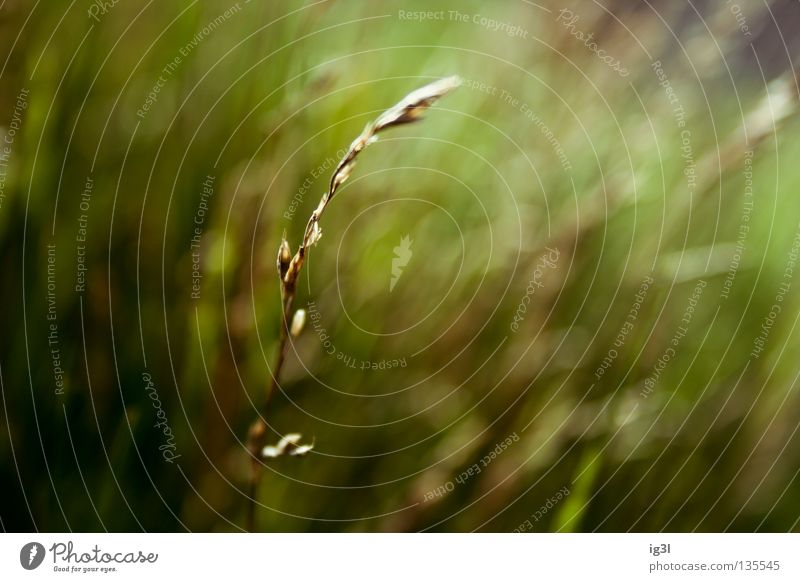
<box><xmin>246</xmin><ymin>75</ymin><xmax>461</xmax><ymax>530</ymax></box>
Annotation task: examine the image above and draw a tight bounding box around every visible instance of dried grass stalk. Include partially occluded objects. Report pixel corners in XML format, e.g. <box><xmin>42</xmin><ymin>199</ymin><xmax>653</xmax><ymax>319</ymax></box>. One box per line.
<box><xmin>245</xmin><ymin>76</ymin><xmax>460</xmax><ymax>531</ymax></box>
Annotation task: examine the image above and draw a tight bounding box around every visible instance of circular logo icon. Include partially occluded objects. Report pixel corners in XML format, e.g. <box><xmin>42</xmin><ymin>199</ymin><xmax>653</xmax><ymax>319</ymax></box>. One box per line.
<box><xmin>19</xmin><ymin>542</ymin><xmax>45</xmax><ymax>570</ymax></box>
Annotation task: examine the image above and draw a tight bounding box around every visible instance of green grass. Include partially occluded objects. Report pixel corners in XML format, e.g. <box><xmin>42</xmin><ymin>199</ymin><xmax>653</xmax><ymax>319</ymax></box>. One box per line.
<box><xmin>1</xmin><ymin>0</ymin><xmax>799</xmax><ymax>532</ymax></box>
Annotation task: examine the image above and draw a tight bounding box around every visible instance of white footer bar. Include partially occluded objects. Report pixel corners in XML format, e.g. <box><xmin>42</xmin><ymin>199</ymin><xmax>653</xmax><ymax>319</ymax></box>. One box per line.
<box><xmin>1</xmin><ymin>533</ymin><xmax>796</xmax><ymax>581</ymax></box>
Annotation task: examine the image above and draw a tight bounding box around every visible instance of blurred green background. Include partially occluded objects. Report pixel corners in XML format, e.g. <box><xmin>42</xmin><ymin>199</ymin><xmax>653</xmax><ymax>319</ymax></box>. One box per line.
<box><xmin>2</xmin><ymin>0</ymin><xmax>800</xmax><ymax>532</ymax></box>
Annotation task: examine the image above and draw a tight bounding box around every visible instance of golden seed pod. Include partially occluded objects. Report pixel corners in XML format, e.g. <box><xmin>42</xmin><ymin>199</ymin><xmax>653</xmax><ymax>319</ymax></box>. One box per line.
<box><xmin>277</xmin><ymin>238</ymin><xmax>291</xmax><ymax>279</ymax></box>
<box><xmin>290</xmin><ymin>309</ymin><xmax>306</xmax><ymax>338</ymax></box>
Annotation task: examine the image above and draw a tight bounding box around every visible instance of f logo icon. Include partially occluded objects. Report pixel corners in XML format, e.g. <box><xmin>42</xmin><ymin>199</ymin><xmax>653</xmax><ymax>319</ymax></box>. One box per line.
<box><xmin>19</xmin><ymin>542</ymin><xmax>45</xmax><ymax>570</ymax></box>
